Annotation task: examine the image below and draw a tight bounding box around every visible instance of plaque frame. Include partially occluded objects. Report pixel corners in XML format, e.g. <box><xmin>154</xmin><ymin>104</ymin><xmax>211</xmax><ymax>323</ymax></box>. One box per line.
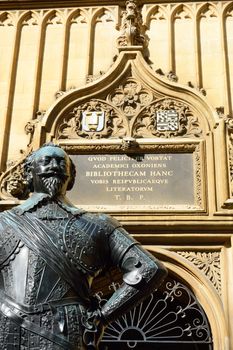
<box><xmin>59</xmin><ymin>139</ymin><xmax>207</xmax><ymax>215</ymax></box>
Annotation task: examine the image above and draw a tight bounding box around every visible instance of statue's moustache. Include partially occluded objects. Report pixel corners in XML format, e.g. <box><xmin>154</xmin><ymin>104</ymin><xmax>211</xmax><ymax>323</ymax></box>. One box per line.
<box><xmin>37</xmin><ymin>172</ymin><xmax>68</xmax><ymax>180</ymax></box>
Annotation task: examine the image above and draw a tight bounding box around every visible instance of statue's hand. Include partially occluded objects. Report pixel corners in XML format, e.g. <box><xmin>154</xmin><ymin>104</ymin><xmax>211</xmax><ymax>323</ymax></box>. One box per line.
<box><xmin>82</xmin><ymin>309</ymin><xmax>105</xmax><ymax>349</ymax></box>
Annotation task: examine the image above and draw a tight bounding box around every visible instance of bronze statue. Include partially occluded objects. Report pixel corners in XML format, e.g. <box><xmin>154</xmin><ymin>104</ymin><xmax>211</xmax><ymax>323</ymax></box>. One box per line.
<box><xmin>0</xmin><ymin>143</ymin><xmax>167</xmax><ymax>349</ymax></box>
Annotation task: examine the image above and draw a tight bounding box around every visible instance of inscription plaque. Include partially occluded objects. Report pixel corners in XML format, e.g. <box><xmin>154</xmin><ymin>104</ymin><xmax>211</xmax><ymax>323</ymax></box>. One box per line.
<box><xmin>68</xmin><ymin>153</ymin><xmax>197</xmax><ymax>210</ymax></box>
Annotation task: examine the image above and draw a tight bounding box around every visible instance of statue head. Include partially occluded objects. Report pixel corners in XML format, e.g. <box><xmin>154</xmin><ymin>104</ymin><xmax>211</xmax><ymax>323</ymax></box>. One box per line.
<box><xmin>24</xmin><ymin>143</ymin><xmax>76</xmax><ymax>197</ymax></box>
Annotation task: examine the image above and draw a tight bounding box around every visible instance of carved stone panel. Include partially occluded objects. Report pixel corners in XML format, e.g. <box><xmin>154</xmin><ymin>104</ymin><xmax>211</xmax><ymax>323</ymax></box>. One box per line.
<box><xmin>107</xmin><ymin>78</ymin><xmax>154</xmax><ymax>120</ymax></box>
<box><xmin>132</xmin><ymin>98</ymin><xmax>202</xmax><ymax>138</ymax></box>
<box><xmin>56</xmin><ymin>100</ymin><xmax>127</xmax><ymax>139</ymax></box>
<box><xmin>177</xmin><ymin>251</ymin><xmax>222</xmax><ymax>296</ymax></box>
<box><xmin>0</xmin><ymin>162</ymin><xmax>28</xmax><ymax>200</ymax></box>
<box><xmin>55</xmin><ymin>94</ymin><xmax>202</xmax><ymax>141</ymax></box>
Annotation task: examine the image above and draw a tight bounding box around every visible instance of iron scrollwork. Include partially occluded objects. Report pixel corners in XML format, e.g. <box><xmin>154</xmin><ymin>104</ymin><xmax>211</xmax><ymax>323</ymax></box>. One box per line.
<box><xmin>99</xmin><ymin>278</ymin><xmax>212</xmax><ymax>349</ymax></box>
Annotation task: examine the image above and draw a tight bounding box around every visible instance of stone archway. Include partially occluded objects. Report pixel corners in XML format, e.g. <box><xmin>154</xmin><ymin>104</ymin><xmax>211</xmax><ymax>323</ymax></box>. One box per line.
<box><xmin>93</xmin><ymin>248</ymin><xmax>227</xmax><ymax>350</ymax></box>
<box><xmin>99</xmin><ymin>275</ymin><xmax>213</xmax><ymax>350</ymax></box>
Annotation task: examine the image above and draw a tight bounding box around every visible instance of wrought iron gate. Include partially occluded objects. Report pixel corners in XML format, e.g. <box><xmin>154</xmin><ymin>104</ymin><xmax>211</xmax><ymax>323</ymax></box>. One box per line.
<box><xmin>99</xmin><ymin>276</ymin><xmax>213</xmax><ymax>350</ymax></box>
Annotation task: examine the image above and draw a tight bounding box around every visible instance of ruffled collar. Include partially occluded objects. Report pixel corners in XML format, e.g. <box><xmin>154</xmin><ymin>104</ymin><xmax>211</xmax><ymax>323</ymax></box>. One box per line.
<box><xmin>13</xmin><ymin>192</ymin><xmax>85</xmax><ymax>216</ymax></box>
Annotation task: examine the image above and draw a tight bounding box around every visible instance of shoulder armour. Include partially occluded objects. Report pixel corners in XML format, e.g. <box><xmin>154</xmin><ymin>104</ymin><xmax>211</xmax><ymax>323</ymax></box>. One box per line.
<box><xmin>81</xmin><ymin>212</ymin><xmax>122</xmax><ymax>237</ymax></box>
<box><xmin>97</xmin><ymin>213</ymin><xmax>122</xmax><ymax>236</ymax></box>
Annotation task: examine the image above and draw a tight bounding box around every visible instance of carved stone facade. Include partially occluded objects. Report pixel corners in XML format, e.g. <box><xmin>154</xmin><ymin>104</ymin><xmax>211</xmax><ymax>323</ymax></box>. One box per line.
<box><xmin>132</xmin><ymin>98</ymin><xmax>202</xmax><ymax>138</ymax></box>
<box><xmin>176</xmin><ymin>251</ymin><xmax>222</xmax><ymax>296</ymax></box>
<box><xmin>0</xmin><ymin>1</ymin><xmax>233</xmax><ymax>349</ymax></box>
<box><xmin>55</xmin><ymin>80</ymin><xmax>203</xmax><ymax>141</ymax></box>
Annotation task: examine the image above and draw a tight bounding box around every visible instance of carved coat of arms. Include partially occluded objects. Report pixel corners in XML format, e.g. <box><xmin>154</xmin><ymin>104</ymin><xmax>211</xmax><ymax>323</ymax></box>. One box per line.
<box><xmin>82</xmin><ymin>111</ymin><xmax>105</xmax><ymax>132</ymax></box>
<box><xmin>156</xmin><ymin>110</ymin><xmax>179</xmax><ymax>131</ymax></box>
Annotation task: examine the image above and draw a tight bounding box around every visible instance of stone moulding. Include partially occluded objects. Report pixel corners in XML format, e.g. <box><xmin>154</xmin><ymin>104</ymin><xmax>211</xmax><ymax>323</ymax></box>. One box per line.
<box><xmin>218</xmin><ymin>113</ymin><xmax>233</xmax><ymax>210</ymax></box>
<box><xmin>224</xmin><ymin>115</ymin><xmax>233</xmax><ymax>197</ymax></box>
<box><xmin>61</xmin><ymin>141</ymin><xmax>197</xmax><ymax>154</ymax></box>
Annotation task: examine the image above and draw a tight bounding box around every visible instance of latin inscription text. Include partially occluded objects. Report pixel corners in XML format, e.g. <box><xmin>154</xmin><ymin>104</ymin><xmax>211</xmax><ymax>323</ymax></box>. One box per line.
<box><xmin>68</xmin><ymin>153</ymin><xmax>194</xmax><ymax>206</ymax></box>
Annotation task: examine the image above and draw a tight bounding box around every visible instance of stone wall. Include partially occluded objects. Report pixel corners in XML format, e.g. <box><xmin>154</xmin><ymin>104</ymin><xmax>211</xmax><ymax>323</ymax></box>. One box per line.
<box><xmin>0</xmin><ymin>2</ymin><xmax>233</xmax><ymax>349</ymax></box>
<box><xmin>0</xmin><ymin>1</ymin><xmax>233</xmax><ymax>167</ymax></box>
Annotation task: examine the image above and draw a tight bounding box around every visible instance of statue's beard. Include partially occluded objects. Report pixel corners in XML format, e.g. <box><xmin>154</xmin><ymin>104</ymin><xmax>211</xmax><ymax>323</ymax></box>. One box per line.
<box><xmin>40</xmin><ymin>176</ymin><xmax>66</xmax><ymax>197</ymax></box>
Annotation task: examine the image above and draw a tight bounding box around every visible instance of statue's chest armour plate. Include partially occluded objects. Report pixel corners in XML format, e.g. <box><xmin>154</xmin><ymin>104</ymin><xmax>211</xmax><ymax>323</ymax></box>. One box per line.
<box><xmin>41</xmin><ymin>218</ymin><xmax>70</xmax><ymax>238</ymax></box>
<box><xmin>60</xmin><ymin>217</ymin><xmax>106</xmax><ymax>275</ymax></box>
<box><xmin>34</xmin><ymin>203</ymin><xmax>74</xmax><ymax>242</ymax></box>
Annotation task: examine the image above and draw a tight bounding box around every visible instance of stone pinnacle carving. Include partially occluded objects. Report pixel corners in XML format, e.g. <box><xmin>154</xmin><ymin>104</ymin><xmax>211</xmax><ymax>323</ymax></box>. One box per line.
<box><xmin>117</xmin><ymin>0</ymin><xmax>146</xmax><ymax>48</ymax></box>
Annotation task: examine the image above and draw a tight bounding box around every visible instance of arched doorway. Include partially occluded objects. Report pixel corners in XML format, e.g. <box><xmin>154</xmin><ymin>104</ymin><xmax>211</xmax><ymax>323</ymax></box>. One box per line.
<box><xmin>98</xmin><ymin>275</ymin><xmax>213</xmax><ymax>350</ymax></box>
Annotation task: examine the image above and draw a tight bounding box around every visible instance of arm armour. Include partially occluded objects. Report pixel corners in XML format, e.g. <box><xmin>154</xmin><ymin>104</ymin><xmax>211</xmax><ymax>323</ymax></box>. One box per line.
<box><xmin>100</xmin><ymin>227</ymin><xmax>168</xmax><ymax>325</ymax></box>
